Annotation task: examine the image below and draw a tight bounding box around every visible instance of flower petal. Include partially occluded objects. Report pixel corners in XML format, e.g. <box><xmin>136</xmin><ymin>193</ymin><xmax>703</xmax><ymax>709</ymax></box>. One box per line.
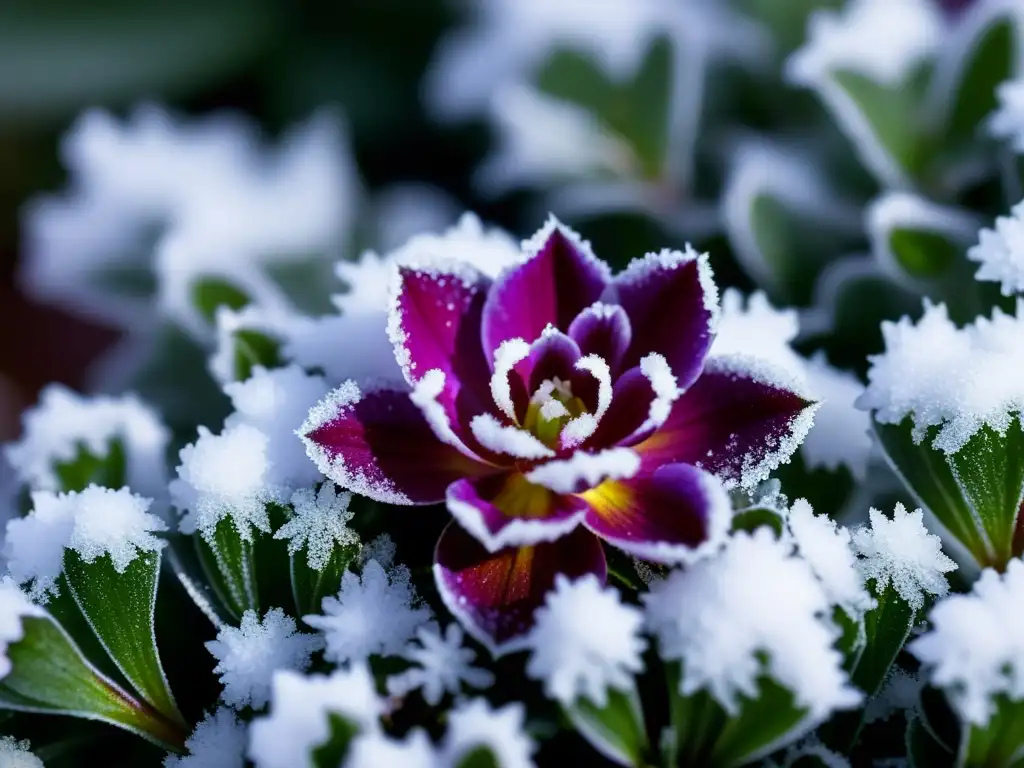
<box><xmin>634</xmin><ymin>356</ymin><xmax>816</xmax><ymax>490</ymax></box>
<box><xmin>446</xmin><ymin>473</ymin><xmax>588</xmax><ymax>551</ymax></box>
<box><xmin>482</xmin><ymin>217</ymin><xmax>610</xmax><ymax>361</ymax></box>
<box><xmin>585</xmin><ymin>354</ymin><xmax>679</xmax><ymax>449</ymax></box>
<box><xmin>568</xmin><ymin>302</ymin><xmax>632</xmax><ymax>375</ymax></box>
<box><xmin>525</xmin><ymin>448</ymin><xmax>640</xmax><ymax>494</ymax></box>
<box><xmin>614</xmin><ymin>247</ymin><xmax>719</xmax><ymax>389</ymax></box>
<box><xmin>516</xmin><ymin>327</ymin><xmax>582</xmax><ymax>393</ymax></box>
<box><xmin>582</xmin><ymin>463</ymin><xmax>731</xmax><ymax>564</ymax></box>
<box><xmin>433</xmin><ymin>522</ymin><xmax>607</xmax><ymax>655</ymax></box>
<box><xmin>301</xmin><ymin>382</ymin><xmax>493</xmax><ymax>504</ymax></box>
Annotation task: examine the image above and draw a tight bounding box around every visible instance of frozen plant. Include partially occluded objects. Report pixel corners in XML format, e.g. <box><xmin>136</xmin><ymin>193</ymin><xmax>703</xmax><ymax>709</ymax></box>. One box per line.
<box><xmin>0</xmin><ymin>577</ymin><xmax>45</xmax><ymax>679</ymax></box>
<box><xmin>275</xmin><ymin>483</ymin><xmax>358</xmax><ymax>572</ymax></box>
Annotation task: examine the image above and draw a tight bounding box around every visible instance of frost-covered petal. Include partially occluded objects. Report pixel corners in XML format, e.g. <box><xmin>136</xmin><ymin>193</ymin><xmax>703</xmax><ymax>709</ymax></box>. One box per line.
<box><xmin>442</xmin><ymin>698</ymin><xmax>536</xmax><ymax>768</ymax></box>
<box><xmin>582</xmin><ymin>463</ymin><xmax>730</xmax><ymax>564</ymax></box>
<box><xmin>583</xmin><ymin>355</ymin><xmax>679</xmax><ymax>450</ymax></box>
<box><xmin>446</xmin><ymin>473</ymin><xmax>589</xmax><ymax>552</ymax></box>
<box><xmin>516</xmin><ymin>327</ymin><xmax>581</xmax><ymax>395</ymax></box>
<box><xmin>300</xmin><ymin>382</ymin><xmax>493</xmax><ymax>505</ymax></box>
<box><xmin>165</xmin><ymin>708</ymin><xmax>247</xmax><ymax>768</ymax></box>
<box><xmin>635</xmin><ymin>356</ymin><xmax>815</xmax><ymax>489</ymax></box>
<box><xmin>525</xmin><ymin>448</ymin><xmax>641</xmax><ymax>495</ymax></box>
<box><xmin>568</xmin><ymin>302</ymin><xmax>632</xmax><ymax>375</ymax></box>
<box><xmin>0</xmin><ymin>578</ymin><xmax>46</xmax><ymax>680</ymax></box>
<box><xmin>469</xmin><ymin>414</ymin><xmax>555</xmax><ymax>461</ymax></box>
<box><xmin>481</xmin><ymin>217</ymin><xmax>609</xmax><ymax>360</ymax></box>
<box><xmin>613</xmin><ymin>246</ymin><xmax>719</xmax><ymax>390</ymax></box>
<box><xmin>433</xmin><ymin>522</ymin><xmax>607</xmax><ymax>655</ymax></box>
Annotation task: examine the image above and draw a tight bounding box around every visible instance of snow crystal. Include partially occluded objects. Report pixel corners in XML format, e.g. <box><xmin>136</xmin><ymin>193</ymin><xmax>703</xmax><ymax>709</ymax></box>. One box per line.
<box><xmin>4</xmin><ymin>384</ymin><xmax>168</xmax><ymax>499</ymax></box>
<box><xmin>248</xmin><ymin>665</ymin><xmax>383</xmax><ymax>768</ymax></box>
<box><xmin>788</xmin><ymin>500</ymin><xmax>874</xmax><ymax>619</ymax></box>
<box><xmin>387</xmin><ymin>623</ymin><xmax>494</xmax><ymax>705</ymax></box>
<box><xmin>858</xmin><ymin>301</ymin><xmax>1024</xmax><ymax>454</ymax></box>
<box><xmin>304</xmin><ymin>559</ymin><xmax>432</xmax><ymax>663</ymax></box>
<box><xmin>989</xmin><ymin>78</ymin><xmax>1024</xmax><ymax>153</ymax></box>
<box><xmin>910</xmin><ymin>559</ymin><xmax>1024</xmax><ymax>726</ymax></box>
<box><xmin>442</xmin><ymin>698</ymin><xmax>535</xmax><ymax>768</ymax></box>
<box><xmin>5</xmin><ymin>486</ymin><xmax>166</xmax><ymax>599</ymax></box>
<box><xmin>0</xmin><ymin>737</ymin><xmax>44</xmax><ymax>768</ymax></box>
<box><xmin>712</xmin><ymin>289</ymin><xmax>803</xmax><ymax>378</ymax></box>
<box><xmin>470</xmin><ymin>414</ymin><xmax>555</xmax><ymax>460</ymax></box>
<box><xmin>525</xmin><ymin>574</ymin><xmax>645</xmax><ymax>707</ymax></box>
<box><xmin>524</xmin><ymin>448</ymin><xmax>640</xmax><ymax>494</ymax></box>
<box><xmin>206</xmin><ymin>608</ymin><xmax>323</xmax><ymax>710</ymax></box>
<box><xmin>0</xmin><ymin>577</ymin><xmax>45</xmax><ymax>680</ymax></box>
<box><xmin>360</xmin><ymin>533</ymin><xmax>397</xmax><ymax>570</ymax></box>
<box><xmin>968</xmin><ymin>201</ymin><xmax>1024</xmax><ymax>296</ymax></box>
<box><xmin>490</xmin><ymin>338</ymin><xmax>532</xmax><ymax>421</ymax></box>
<box><xmin>171</xmin><ymin>424</ymin><xmax>282</xmax><ymax>541</ymax></box>
<box><xmin>224</xmin><ymin>365</ymin><xmax>329</xmax><ymax>489</ymax></box>
<box><xmin>852</xmin><ymin>504</ymin><xmax>957</xmax><ymax>612</ymax></box>
<box><xmin>275</xmin><ymin>484</ymin><xmax>358</xmax><ymax>572</ymax></box>
<box><xmin>347</xmin><ymin>729</ymin><xmax>438</xmax><ymax>768</ymax></box>
<box><xmin>644</xmin><ymin>529</ymin><xmax>861</xmax><ymax>721</ymax></box>
<box><xmin>164</xmin><ymin>708</ymin><xmax>247</xmax><ymax>768</ymax></box>
<box><xmin>863</xmin><ymin>667</ymin><xmax>924</xmax><ymax>724</ymax></box>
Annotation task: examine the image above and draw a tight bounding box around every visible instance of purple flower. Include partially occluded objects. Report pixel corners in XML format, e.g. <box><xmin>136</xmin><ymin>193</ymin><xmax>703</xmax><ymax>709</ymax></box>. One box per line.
<box><xmin>301</xmin><ymin>217</ymin><xmax>815</xmax><ymax>653</ymax></box>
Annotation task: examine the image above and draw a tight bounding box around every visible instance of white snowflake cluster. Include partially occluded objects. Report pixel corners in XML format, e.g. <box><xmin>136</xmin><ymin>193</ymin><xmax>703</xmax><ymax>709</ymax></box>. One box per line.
<box><xmin>165</xmin><ymin>708</ymin><xmax>247</xmax><ymax>768</ymax></box>
<box><xmin>0</xmin><ymin>577</ymin><xmax>45</xmax><ymax>680</ymax></box>
<box><xmin>968</xmin><ymin>201</ymin><xmax>1024</xmax><ymax>296</ymax></box>
<box><xmin>387</xmin><ymin>623</ymin><xmax>494</xmax><ymax>705</ymax></box>
<box><xmin>989</xmin><ymin>78</ymin><xmax>1024</xmax><ymax>153</ymax></box>
<box><xmin>0</xmin><ymin>736</ymin><xmax>44</xmax><ymax>768</ymax></box>
<box><xmin>275</xmin><ymin>484</ymin><xmax>358</xmax><ymax>572</ymax></box>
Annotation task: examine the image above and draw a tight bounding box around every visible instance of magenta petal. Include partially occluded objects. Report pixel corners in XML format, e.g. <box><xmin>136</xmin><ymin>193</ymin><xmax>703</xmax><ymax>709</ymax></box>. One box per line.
<box><xmin>300</xmin><ymin>382</ymin><xmax>493</xmax><ymax>504</ymax></box>
<box><xmin>568</xmin><ymin>303</ymin><xmax>632</xmax><ymax>376</ymax></box>
<box><xmin>585</xmin><ymin>366</ymin><xmax>657</xmax><ymax>448</ymax></box>
<box><xmin>583</xmin><ymin>463</ymin><xmax>729</xmax><ymax>563</ymax></box>
<box><xmin>434</xmin><ymin>522</ymin><xmax>607</xmax><ymax>655</ymax></box>
<box><xmin>482</xmin><ymin>219</ymin><xmax>610</xmax><ymax>361</ymax></box>
<box><xmin>615</xmin><ymin>249</ymin><xmax>717</xmax><ymax>389</ymax></box>
<box><xmin>516</xmin><ymin>329</ymin><xmax>582</xmax><ymax>394</ymax></box>
<box><xmin>447</xmin><ymin>473</ymin><xmax>588</xmax><ymax>551</ymax></box>
<box><xmin>635</xmin><ymin>357</ymin><xmax>815</xmax><ymax>489</ymax></box>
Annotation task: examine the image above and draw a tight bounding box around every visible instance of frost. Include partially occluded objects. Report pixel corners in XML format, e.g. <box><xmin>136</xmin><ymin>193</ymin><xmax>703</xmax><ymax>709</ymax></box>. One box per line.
<box><xmin>360</xmin><ymin>533</ymin><xmax>397</xmax><ymax>570</ymax></box>
<box><xmin>787</xmin><ymin>500</ymin><xmax>874</xmax><ymax>620</ymax></box>
<box><xmin>275</xmin><ymin>484</ymin><xmax>358</xmax><ymax>572</ymax></box>
<box><xmin>989</xmin><ymin>78</ymin><xmax>1024</xmax><ymax>154</ymax></box>
<box><xmin>0</xmin><ymin>737</ymin><xmax>44</xmax><ymax>768</ymax></box>
<box><xmin>164</xmin><ymin>708</ymin><xmax>247</xmax><ymax>768</ymax></box>
<box><xmin>285</xmin><ymin>312</ymin><xmax>400</xmax><ymax>385</ymax></box>
<box><xmin>524</xmin><ymin>448</ymin><xmax>641</xmax><ymax>494</ymax></box>
<box><xmin>852</xmin><ymin>504</ymin><xmax>957</xmax><ymax>613</ymax></box>
<box><xmin>387</xmin><ymin>623</ymin><xmax>494</xmax><ymax>705</ymax></box>
<box><xmin>171</xmin><ymin>423</ymin><xmax>283</xmax><ymax>541</ymax></box>
<box><xmin>858</xmin><ymin>301</ymin><xmax>1024</xmax><ymax>454</ymax></box>
<box><xmin>525</xmin><ymin>574</ymin><xmax>645</xmax><ymax>707</ymax></box>
<box><xmin>910</xmin><ymin>559</ymin><xmax>1024</xmax><ymax>726</ymax></box>
<box><xmin>471</xmin><ymin>413</ymin><xmax>556</xmax><ymax>460</ymax></box>
<box><xmin>208</xmin><ymin>304</ymin><xmax>294</xmax><ymax>385</ymax></box>
<box><xmin>383</xmin><ymin>211</ymin><xmax>522</xmax><ymax>280</ymax></box>
<box><xmin>864</xmin><ymin>667</ymin><xmax>924</xmax><ymax>724</ymax></box>
<box><xmin>303</xmin><ymin>559</ymin><xmax>432</xmax><ymax>663</ymax></box>
<box><xmin>5</xmin><ymin>487</ymin><xmax>166</xmax><ymax>599</ymax></box>
<box><xmin>224</xmin><ymin>364</ymin><xmax>330</xmax><ymax>489</ymax></box>
<box><xmin>347</xmin><ymin>730</ymin><xmax>438</xmax><ymax>768</ymax></box>
<box><xmin>248</xmin><ymin>665</ymin><xmax>383</xmax><ymax>768</ymax></box>
<box><xmin>712</xmin><ymin>289</ymin><xmax>803</xmax><ymax>377</ymax></box>
<box><xmin>442</xmin><ymin>698</ymin><xmax>535</xmax><ymax>768</ymax></box>
<box><xmin>206</xmin><ymin>608</ymin><xmax>323</xmax><ymax>710</ymax></box>
<box><xmin>644</xmin><ymin>529</ymin><xmax>861</xmax><ymax>721</ymax></box>
<box><xmin>968</xmin><ymin>200</ymin><xmax>1024</xmax><ymax>296</ymax></box>
<box><xmin>0</xmin><ymin>577</ymin><xmax>45</xmax><ymax>680</ymax></box>
<box><xmin>490</xmin><ymin>338</ymin><xmax>532</xmax><ymax>421</ymax></box>
<box><xmin>4</xmin><ymin>384</ymin><xmax>168</xmax><ymax>499</ymax></box>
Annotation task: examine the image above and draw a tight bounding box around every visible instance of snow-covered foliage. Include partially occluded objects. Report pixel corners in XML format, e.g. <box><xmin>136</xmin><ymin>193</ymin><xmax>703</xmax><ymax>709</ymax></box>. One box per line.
<box><xmin>442</xmin><ymin>698</ymin><xmax>536</xmax><ymax>768</ymax></box>
<box><xmin>0</xmin><ymin>737</ymin><xmax>44</xmax><ymax>768</ymax></box>
<box><xmin>989</xmin><ymin>78</ymin><xmax>1024</xmax><ymax>153</ymax></box>
<box><xmin>387</xmin><ymin>623</ymin><xmax>494</xmax><ymax>705</ymax></box>
<box><xmin>968</xmin><ymin>201</ymin><xmax>1024</xmax><ymax>296</ymax></box>
<box><xmin>165</xmin><ymin>709</ymin><xmax>247</xmax><ymax>768</ymax></box>
<box><xmin>0</xmin><ymin>577</ymin><xmax>45</xmax><ymax>680</ymax></box>
<box><xmin>275</xmin><ymin>483</ymin><xmax>358</xmax><ymax>572</ymax></box>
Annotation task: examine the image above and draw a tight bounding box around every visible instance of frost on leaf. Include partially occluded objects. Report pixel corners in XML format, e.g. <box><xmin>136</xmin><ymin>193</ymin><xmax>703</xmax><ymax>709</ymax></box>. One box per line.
<box><xmin>852</xmin><ymin>504</ymin><xmax>957</xmax><ymax>613</ymax></box>
<box><xmin>387</xmin><ymin>623</ymin><xmax>494</xmax><ymax>705</ymax></box>
<box><xmin>164</xmin><ymin>708</ymin><xmax>247</xmax><ymax>768</ymax></box>
<box><xmin>968</xmin><ymin>200</ymin><xmax>1024</xmax><ymax>297</ymax></box>
<box><xmin>442</xmin><ymin>698</ymin><xmax>535</xmax><ymax>768</ymax></box>
<box><xmin>303</xmin><ymin>559</ymin><xmax>432</xmax><ymax>663</ymax></box>
<box><xmin>171</xmin><ymin>423</ymin><xmax>283</xmax><ymax>541</ymax></box>
<box><xmin>206</xmin><ymin>608</ymin><xmax>323</xmax><ymax>710</ymax></box>
<box><xmin>275</xmin><ymin>483</ymin><xmax>358</xmax><ymax>572</ymax></box>
<box><xmin>644</xmin><ymin>529</ymin><xmax>861</xmax><ymax>721</ymax></box>
<box><xmin>248</xmin><ymin>665</ymin><xmax>383</xmax><ymax>768</ymax></box>
<box><xmin>910</xmin><ymin>559</ymin><xmax>1024</xmax><ymax>726</ymax></box>
<box><xmin>525</xmin><ymin>574</ymin><xmax>645</xmax><ymax>707</ymax></box>
<box><xmin>0</xmin><ymin>577</ymin><xmax>45</xmax><ymax>680</ymax></box>
<box><xmin>4</xmin><ymin>486</ymin><xmax>166</xmax><ymax>600</ymax></box>
<box><xmin>989</xmin><ymin>78</ymin><xmax>1024</xmax><ymax>154</ymax></box>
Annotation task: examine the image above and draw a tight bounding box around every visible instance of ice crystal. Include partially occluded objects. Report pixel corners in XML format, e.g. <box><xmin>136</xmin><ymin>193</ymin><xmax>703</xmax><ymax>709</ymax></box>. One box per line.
<box><xmin>443</xmin><ymin>698</ymin><xmax>536</xmax><ymax>768</ymax></box>
<box><xmin>164</xmin><ymin>708</ymin><xmax>247</xmax><ymax>768</ymax></box>
<box><xmin>275</xmin><ymin>484</ymin><xmax>358</xmax><ymax>572</ymax></box>
<box><xmin>968</xmin><ymin>201</ymin><xmax>1024</xmax><ymax>296</ymax></box>
<box><xmin>387</xmin><ymin>623</ymin><xmax>494</xmax><ymax>705</ymax></box>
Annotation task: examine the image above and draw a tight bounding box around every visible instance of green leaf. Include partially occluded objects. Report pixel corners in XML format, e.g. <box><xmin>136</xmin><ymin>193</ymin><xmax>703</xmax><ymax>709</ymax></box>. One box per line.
<box><xmin>730</xmin><ymin>505</ymin><xmax>785</xmax><ymax>537</ymax></box>
<box><xmin>234</xmin><ymin>329</ymin><xmax>284</xmax><ymax>382</ymax></box>
<box><xmin>888</xmin><ymin>228</ymin><xmax>962</xmax><ymax>280</ymax></box>
<box><xmin>194</xmin><ymin>517</ymin><xmax>259</xmax><ymax>621</ymax></box>
<box><xmin>63</xmin><ymin>549</ymin><xmax>184</xmax><ymax>727</ymax></box>
<box><xmin>254</xmin><ymin>503</ymin><xmax>296</xmax><ymax>615</ymax></box>
<box><xmin>290</xmin><ymin>540</ymin><xmax>359</xmax><ymax>618</ymax></box>
<box><xmin>565</xmin><ymin>684</ymin><xmax>648</xmax><ymax>767</ymax></box>
<box><xmin>0</xmin><ymin>613</ymin><xmax>186</xmax><ymax>753</ymax></box>
<box><xmin>907</xmin><ymin>714</ymin><xmax>956</xmax><ymax>768</ymax></box>
<box><xmin>53</xmin><ymin>438</ymin><xmax>127</xmax><ymax>494</ymax></box>
<box><xmin>311</xmin><ymin>712</ymin><xmax>361</xmax><ymax>768</ymax></box>
<box><xmin>190</xmin><ymin>277</ymin><xmax>251</xmax><ymax>324</ymax></box>
<box><xmin>457</xmin><ymin>746</ymin><xmax>501</xmax><ymax>768</ymax></box>
<box><xmin>963</xmin><ymin>695</ymin><xmax>1024</xmax><ymax>768</ymax></box>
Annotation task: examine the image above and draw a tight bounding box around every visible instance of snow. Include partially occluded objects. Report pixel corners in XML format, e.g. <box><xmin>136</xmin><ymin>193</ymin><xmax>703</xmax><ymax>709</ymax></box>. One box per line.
<box><xmin>209</xmin><ymin>304</ymin><xmax>294</xmax><ymax>385</ymax></box>
<box><xmin>524</xmin><ymin>448</ymin><xmax>641</xmax><ymax>494</ymax></box>
<box><xmin>713</xmin><ymin>289</ymin><xmax>803</xmax><ymax>378</ymax></box>
<box><xmin>171</xmin><ymin>424</ymin><xmax>283</xmax><ymax>541</ymax></box>
<box><xmin>863</xmin><ymin>667</ymin><xmax>924</xmax><ymax>724</ymax></box>
<box><xmin>787</xmin><ymin>500</ymin><xmax>874</xmax><ymax>620</ymax></box>
<box><xmin>632</xmin><ymin>353</ymin><xmax>680</xmax><ymax>436</ymax></box>
<box><xmin>285</xmin><ymin>312</ymin><xmax>399</xmax><ymax>385</ymax></box>
<box><xmin>0</xmin><ymin>577</ymin><xmax>45</xmax><ymax>680</ymax></box>
<box><xmin>909</xmin><ymin>559</ymin><xmax>1024</xmax><ymax>726</ymax></box>
<box><xmin>442</xmin><ymin>699</ymin><xmax>536</xmax><ymax>768</ymax></box>
<box><xmin>248</xmin><ymin>665</ymin><xmax>383</xmax><ymax>768</ymax></box>
<box><xmin>643</xmin><ymin>528</ymin><xmax>861</xmax><ymax>721</ymax></box>
<box><xmin>206</xmin><ymin>608</ymin><xmax>323</xmax><ymax>710</ymax></box>
<box><xmin>346</xmin><ymin>730</ymin><xmax>438</xmax><ymax>768</ymax></box>
<box><xmin>968</xmin><ymin>201</ymin><xmax>1024</xmax><ymax>296</ymax></box>
<box><xmin>387</xmin><ymin>623</ymin><xmax>494</xmax><ymax>705</ymax></box>
<box><xmin>525</xmin><ymin>574</ymin><xmax>645</xmax><ymax>707</ymax></box>
<box><xmin>989</xmin><ymin>78</ymin><xmax>1024</xmax><ymax>153</ymax></box>
<box><xmin>858</xmin><ymin>301</ymin><xmax>1024</xmax><ymax>454</ymax></box>
<box><xmin>471</xmin><ymin>414</ymin><xmax>556</xmax><ymax>460</ymax></box>
<box><xmin>275</xmin><ymin>484</ymin><xmax>358</xmax><ymax>572</ymax></box>
<box><xmin>490</xmin><ymin>338</ymin><xmax>532</xmax><ymax>421</ymax></box>
<box><xmin>0</xmin><ymin>737</ymin><xmax>44</xmax><ymax>768</ymax></box>
<box><xmin>303</xmin><ymin>559</ymin><xmax>432</xmax><ymax>663</ymax></box>
<box><xmin>5</xmin><ymin>486</ymin><xmax>166</xmax><ymax>599</ymax></box>
<box><xmin>360</xmin><ymin>534</ymin><xmax>397</xmax><ymax>570</ymax></box>
<box><xmin>4</xmin><ymin>384</ymin><xmax>169</xmax><ymax>499</ymax></box>
<box><xmin>852</xmin><ymin>504</ymin><xmax>957</xmax><ymax>613</ymax></box>
<box><xmin>560</xmin><ymin>354</ymin><xmax>612</xmax><ymax>447</ymax></box>
<box><xmin>164</xmin><ymin>708</ymin><xmax>247</xmax><ymax>768</ymax></box>
<box><xmin>224</xmin><ymin>365</ymin><xmax>330</xmax><ymax>489</ymax></box>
